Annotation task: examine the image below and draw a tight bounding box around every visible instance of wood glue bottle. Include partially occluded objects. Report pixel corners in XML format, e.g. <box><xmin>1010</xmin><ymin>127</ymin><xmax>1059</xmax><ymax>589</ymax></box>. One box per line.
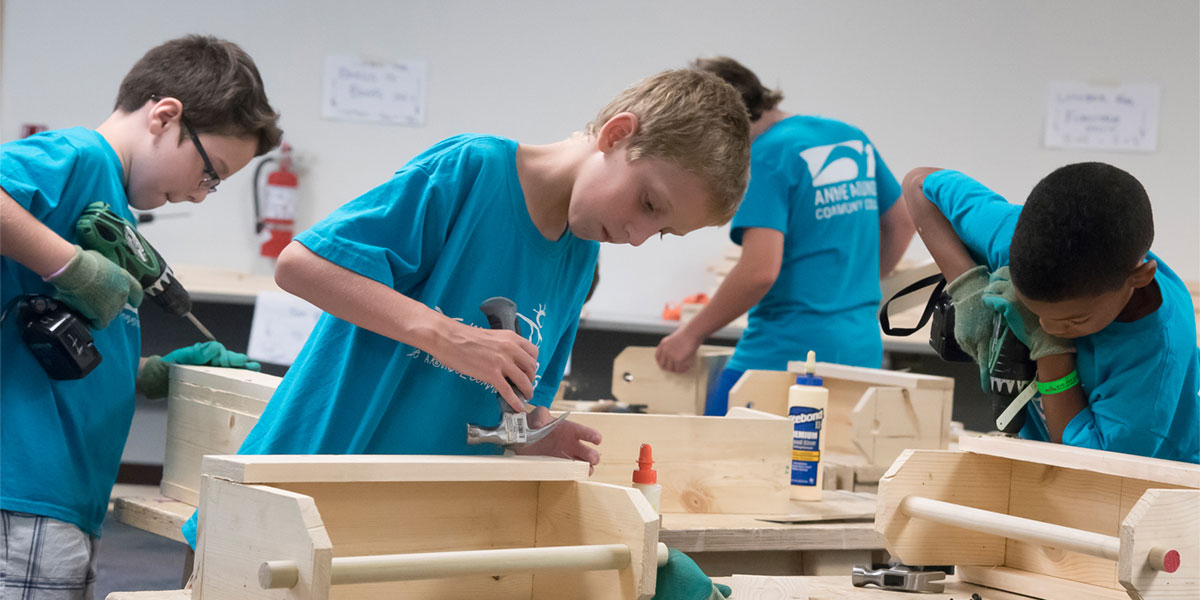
<box><xmin>789</xmin><ymin>350</ymin><xmax>828</xmax><ymax>501</ymax></box>
<box><xmin>632</xmin><ymin>443</ymin><xmax>661</xmax><ymax>512</ymax></box>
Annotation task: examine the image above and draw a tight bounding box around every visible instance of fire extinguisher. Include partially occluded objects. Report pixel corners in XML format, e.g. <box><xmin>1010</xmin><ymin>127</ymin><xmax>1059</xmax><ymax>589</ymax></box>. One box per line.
<box><xmin>254</xmin><ymin>142</ymin><xmax>298</xmax><ymax>259</ymax></box>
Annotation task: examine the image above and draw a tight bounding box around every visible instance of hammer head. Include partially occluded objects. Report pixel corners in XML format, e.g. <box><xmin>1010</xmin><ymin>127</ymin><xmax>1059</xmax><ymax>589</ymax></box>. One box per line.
<box><xmin>467</xmin><ymin>411</ymin><xmax>571</xmax><ymax>450</ymax></box>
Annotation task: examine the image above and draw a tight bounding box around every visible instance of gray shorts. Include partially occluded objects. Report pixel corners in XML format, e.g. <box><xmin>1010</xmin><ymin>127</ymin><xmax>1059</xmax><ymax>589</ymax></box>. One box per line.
<box><xmin>1</xmin><ymin>510</ymin><xmax>99</xmax><ymax>600</ymax></box>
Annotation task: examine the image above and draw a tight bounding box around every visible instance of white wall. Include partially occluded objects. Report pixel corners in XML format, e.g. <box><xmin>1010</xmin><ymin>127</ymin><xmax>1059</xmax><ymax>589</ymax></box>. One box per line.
<box><xmin>3</xmin><ymin>0</ymin><xmax>1197</xmax><ymax>321</ymax></box>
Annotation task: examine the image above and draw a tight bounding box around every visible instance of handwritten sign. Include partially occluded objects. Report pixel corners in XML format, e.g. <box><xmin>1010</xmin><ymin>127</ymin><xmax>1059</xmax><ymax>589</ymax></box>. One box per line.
<box><xmin>322</xmin><ymin>54</ymin><xmax>427</xmax><ymax>126</ymax></box>
<box><xmin>1044</xmin><ymin>81</ymin><xmax>1160</xmax><ymax>152</ymax></box>
<box><xmin>247</xmin><ymin>291</ymin><xmax>324</xmax><ymax>366</ymax></box>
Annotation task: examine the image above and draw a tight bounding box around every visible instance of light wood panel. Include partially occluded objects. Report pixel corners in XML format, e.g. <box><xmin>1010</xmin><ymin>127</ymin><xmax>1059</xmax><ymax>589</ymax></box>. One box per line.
<box><xmin>202</xmin><ymin>454</ymin><xmax>588</xmax><ymax>485</ymax></box>
<box><xmin>610</xmin><ymin>346</ymin><xmax>733</xmax><ymax>414</ymax></box>
<box><xmin>1118</xmin><ymin>489</ymin><xmax>1200</xmax><ymax>598</ymax></box>
<box><xmin>532</xmin><ymin>481</ymin><xmax>660</xmax><ymax>600</ymax></box>
<box><xmin>565</xmin><ymin>411</ymin><xmax>792</xmax><ymax>514</ymax></box>
<box><xmin>958</xmin><ymin>435</ymin><xmax>1200</xmax><ymax>488</ymax></box>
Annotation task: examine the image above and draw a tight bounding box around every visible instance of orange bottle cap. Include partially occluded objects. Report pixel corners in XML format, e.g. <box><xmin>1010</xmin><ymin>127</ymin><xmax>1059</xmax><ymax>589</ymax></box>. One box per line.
<box><xmin>632</xmin><ymin>443</ymin><xmax>657</xmax><ymax>484</ymax></box>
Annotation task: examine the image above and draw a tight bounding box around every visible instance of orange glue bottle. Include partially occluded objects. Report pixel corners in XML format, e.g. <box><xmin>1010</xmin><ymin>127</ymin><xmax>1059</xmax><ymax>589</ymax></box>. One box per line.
<box><xmin>632</xmin><ymin>443</ymin><xmax>661</xmax><ymax>512</ymax></box>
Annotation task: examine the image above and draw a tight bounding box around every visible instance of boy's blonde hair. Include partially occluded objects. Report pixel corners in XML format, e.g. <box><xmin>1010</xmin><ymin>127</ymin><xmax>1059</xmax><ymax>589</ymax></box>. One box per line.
<box><xmin>587</xmin><ymin>70</ymin><xmax>751</xmax><ymax>225</ymax></box>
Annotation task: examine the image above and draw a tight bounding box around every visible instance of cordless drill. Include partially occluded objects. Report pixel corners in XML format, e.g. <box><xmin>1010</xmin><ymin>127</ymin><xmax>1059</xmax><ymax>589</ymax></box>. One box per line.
<box><xmin>17</xmin><ymin>202</ymin><xmax>215</xmax><ymax>380</ymax></box>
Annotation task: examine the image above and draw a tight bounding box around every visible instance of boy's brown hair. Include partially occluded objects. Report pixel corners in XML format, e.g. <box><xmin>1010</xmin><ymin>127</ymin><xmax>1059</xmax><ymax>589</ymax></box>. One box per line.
<box><xmin>114</xmin><ymin>35</ymin><xmax>282</xmax><ymax>155</ymax></box>
<box><xmin>691</xmin><ymin>56</ymin><xmax>784</xmax><ymax>122</ymax></box>
<box><xmin>587</xmin><ymin>69</ymin><xmax>751</xmax><ymax>225</ymax></box>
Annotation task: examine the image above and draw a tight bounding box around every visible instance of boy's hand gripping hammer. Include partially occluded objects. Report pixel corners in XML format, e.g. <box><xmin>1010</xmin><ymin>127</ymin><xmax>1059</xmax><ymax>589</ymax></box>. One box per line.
<box><xmin>466</xmin><ymin>297</ymin><xmax>570</xmax><ymax>451</ymax></box>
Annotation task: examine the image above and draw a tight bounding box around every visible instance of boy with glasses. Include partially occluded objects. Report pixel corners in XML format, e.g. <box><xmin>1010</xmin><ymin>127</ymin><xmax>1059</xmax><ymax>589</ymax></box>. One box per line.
<box><xmin>0</xmin><ymin>35</ymin><xmax>282</xmax><ymax>597</ymax></box>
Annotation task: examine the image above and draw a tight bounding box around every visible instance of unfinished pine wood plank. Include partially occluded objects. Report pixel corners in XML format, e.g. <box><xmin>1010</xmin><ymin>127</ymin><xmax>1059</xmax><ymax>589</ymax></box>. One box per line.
<box><xmin>875</xmin><ymin>449</ymin><xmax>1011</xmax><ymax>566</ymax></box>
<box><xmin>757</xmin><ymin>491</ymin><xmax>877</xmax><ymax>524</ymax></box>
<box><xmin>785</xmin><ymin>362</ymin><xmax>954</xmax><ymax>390</ymax></box>
<box><xmin>195</xmin><ymin>476</ymin><xmax>334</xmax><ymax>600</ymax></box>
<box><xmin>1004</xmin><ymin>461</ymin><xmax>1124</xmax><ymax>589</ymax></box>
<box><xmin>959</xmin><ymin>435</ymin><xmax>1200</xmax><ymax>488</ymax></box>
<box><xmin>726</xmin><ymin>574</ymin><xmax>808</xmax><ymax>599</ymax></box>
<box><xmin>532</xmin><ymin>481</ymin><xmax>660</xmax><ymax>600</ymax></box>
<box><xmin>658</xmin><ymin>515</ymin><xmax>880</xmax><ymax>553</ymax></box>
<box><xmin>112</xmin><ymin>495</ymin><xmax>194</xmax><ymax>544</ymax></box>
<box><xmin>201</xmin><ymin>454</ymin><xmax>588</xmax><ymax>485</ymax></box>
<box><xmin>713</xmin><ymin>574</ymin><xmax>1047</xmax><ymax>600</ymax></box>
<box><xmin>727</xmin><ymin>370</ymin><xmax>796</xmax><ymax>416</ymax></box>
<box><xmin>565</xmin><ymin>411</ymin><xmax>791</xmax><ymax>514</ymax></box>
<box><xmin>957</xmin><ymin>566</ymin><xmax>1128</xmax><ymax>600</ymax></box>
<box><xmin>172</xmin><ymin>364</ymin><xmax>280</xmax><ymax>401</ymax></box>
<box><xmin>276</xmin><ymin>481</ymin><xmax>539</xmax><ymax>599</ymax></box>
<box><xmin>1118</xmin><ymin>489</ymin><xmax>1200</xmax><ymax>597</ymax></box>
<box><xmin>105</xmin><ymin>592</ymin><xmax>192</xmax><ymax>600</ymax></box>
<box><xmin>162</xmin><ymin>390</ymin><xmax>264</xmax><ymax>504</ymax></box>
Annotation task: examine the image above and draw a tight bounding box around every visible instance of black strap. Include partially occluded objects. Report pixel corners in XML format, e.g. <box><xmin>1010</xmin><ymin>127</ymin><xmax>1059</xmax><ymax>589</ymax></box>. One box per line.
<box><xmin>879</xmin><ymin>273</ymin><xmax>947</xmax><ymax>336</ymax></box>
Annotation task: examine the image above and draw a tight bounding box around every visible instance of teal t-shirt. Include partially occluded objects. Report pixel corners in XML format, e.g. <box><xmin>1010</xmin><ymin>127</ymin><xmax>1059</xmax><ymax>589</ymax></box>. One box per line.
<box><xmin>182</xmin><ymin>134</ymin><xmax>599</xmax><ymax>546</ymax></box>
<box><xmin>924</xmin><ymin>169</ymin><xmax>1200</xmax><ymax>463</ymax></box>
<box><xmin>728</xmin><ymin>116</ymin><xmax>901</xmax><ymax>371</ymax></box>
<box><xmin>1</xmin><ymin>128</ymin><xmax>141</xmax><ymax>537</ymax></box>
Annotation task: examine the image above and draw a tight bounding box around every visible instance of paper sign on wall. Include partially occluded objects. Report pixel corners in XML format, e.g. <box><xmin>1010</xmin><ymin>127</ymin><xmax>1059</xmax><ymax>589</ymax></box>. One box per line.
<box><xmin>247</xmin><ymin>291</ymin><xmax>323</xmax><ymax>366</ymax></box>
<box><xmin>322</xmin><ymin>54</ymin><xmax>427</xmax><ymax>126</ymax></box>
<box><xmin>1044</xmin><ymin>81</ymin><xmax>1160</xmax><ymax>152</ymax></box>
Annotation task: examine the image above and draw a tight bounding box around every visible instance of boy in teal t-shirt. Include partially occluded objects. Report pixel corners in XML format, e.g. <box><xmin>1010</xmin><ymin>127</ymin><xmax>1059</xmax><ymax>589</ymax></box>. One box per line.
<box><xmin>656</xmin><ymin>57</ymin><xmax>913</xmax><ymax>415</ymax></box>
<box><xmin>0</xmin><ymin>36</ymin><xmax>280</xmax><ymax>594</ymax></box>
<box><xmin>181</xmin><ymin>69</ymin><xmax>753</xmax><ymax>555</ymax></box>
<box><xmin>905</xmin><ymin>165</ymin><xmax>1198</xmax><ymax>462</ymax></box>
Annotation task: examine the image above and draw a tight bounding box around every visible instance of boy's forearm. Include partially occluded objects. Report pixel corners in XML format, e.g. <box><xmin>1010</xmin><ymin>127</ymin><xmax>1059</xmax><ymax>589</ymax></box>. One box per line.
<box><xmin>676</xmin><ymin>229</ymin><xmax>780</xmax><ymax>342</ymax></box>
<box><xmin>879</xmin><ymin>199</ymin><xmax>916</xmax><ymax>277</ymax></box>
<box><xmin>0</xmin><ymin>191</ymin><xmax>78</xmax><ymax>277</ymax></box>
<box><xmin>1036</xmin><ymin>352</ymin><xmax>1086</xmax><ymax>443</ymax></box>
<box><xmin>902</xmin><ymin>168</ymin><xmax>976</xmax><ymax>282</ymax></box>
<box><xmin>274</xmin><ymin>241</ymin><xmax>452</xmax><ymax>351</ymax></box>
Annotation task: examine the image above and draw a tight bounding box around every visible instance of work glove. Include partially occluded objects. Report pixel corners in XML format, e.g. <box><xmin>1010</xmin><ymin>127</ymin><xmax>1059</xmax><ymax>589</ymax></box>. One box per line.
<box><xmin>981</xmin><ymin>267</ymin><xmax>1075</xmax><ymax>360</ymax></box>
<box><xmin>46</xmin><ymin>245</ymin><xmax>143</xmax><ymax>329</ymax></box>
<box><xmin>136</xmin><ymin>341</ymin><xmax>261</xmax><ymax>399</ymax></box>
<box><xmin>653</xmin><ymin>548</ymin><xmax>732</xmax><ymax>600</ymax></box>
<box><xmin>946</xmin><ymin>266</ymin><xmax>993</xmax><ymax>364</ymax></box>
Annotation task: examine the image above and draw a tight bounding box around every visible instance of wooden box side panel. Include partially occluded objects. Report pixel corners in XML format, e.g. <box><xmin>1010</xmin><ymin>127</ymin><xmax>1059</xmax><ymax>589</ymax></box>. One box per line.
<box><xmin>1118</xmin><ymin>488</ymin><xmax>1200</xmax><ymax>597</ymax></box>
<box><xmin>196</xmin><ymin>477</ymin><xmax>332</xmax><ymax>600</ymax></box>
<box><xmin>726</xmin><ymin>369</ymin><xmax>795</xmax><ymax>416</ymax></box>
<box><xmin>531</xmin><ymin>481</ymin><xmax>659</xmax><ymax>600</ymax></box>
<box><xmin>875</xmin><ymin>449</ymin><xmax>1011</xmax><ymax>566</ymax></box>
<box><xmin>1003</xmin><ymin>461</ymin><xmax>1124</xmax><ymax>590</ymax></box>
<box><xmin>278</xmin><ymin>481</ymin><xmax>538</xmax><ymax>600</ymax></box>
<box><xmin>568</xmin><ymin>412</ymin><xmax>792</xmax><ymax>514</ymax></box>
<box><xmin>162</xmin><ymin>391</ymin><xmax>263</xmax><ymax>504</ymax></box>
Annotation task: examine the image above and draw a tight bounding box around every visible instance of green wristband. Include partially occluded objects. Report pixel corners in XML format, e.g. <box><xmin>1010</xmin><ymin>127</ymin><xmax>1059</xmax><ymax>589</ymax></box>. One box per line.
<box><xmin>1037</xmin><ymin>370</ymin><xmax>1080</xmax><ymax>395</ymax></box>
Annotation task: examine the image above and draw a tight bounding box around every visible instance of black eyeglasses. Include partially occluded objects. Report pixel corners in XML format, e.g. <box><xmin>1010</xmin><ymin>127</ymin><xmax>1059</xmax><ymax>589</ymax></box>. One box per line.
<box><xmin>181</xmin><ymin>116</ymin><xmax>221</xmax><ymax>194</ymax></box>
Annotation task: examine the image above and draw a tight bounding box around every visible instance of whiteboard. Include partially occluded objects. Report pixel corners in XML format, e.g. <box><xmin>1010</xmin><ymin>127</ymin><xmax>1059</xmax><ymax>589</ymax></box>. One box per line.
<box><xmin>2</xmin><ymin>0</ymin><xmax>1196</xmax><ymax>323</ymax></box>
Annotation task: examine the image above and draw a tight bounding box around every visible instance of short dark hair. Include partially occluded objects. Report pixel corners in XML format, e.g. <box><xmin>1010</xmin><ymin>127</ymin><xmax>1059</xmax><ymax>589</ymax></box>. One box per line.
<box><xmin>1010</xmin><ymin>162</ymin><xmax>1153</xmax><ymax>302</ymax></box>
<box><xmin>690</xmin><ymin>56</ymin><xmax>783</xmax><ymax>121</ymax></box>
<box><xmin>114</xmin><ymin>35</ymin><xmax>282</xmax><ymax>155</ymax></box>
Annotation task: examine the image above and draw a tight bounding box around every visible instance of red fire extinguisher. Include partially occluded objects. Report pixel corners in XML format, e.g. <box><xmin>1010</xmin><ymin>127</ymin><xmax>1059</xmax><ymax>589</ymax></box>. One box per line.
<box><xmin>254</xmin><ymin>142</ymin><xmax>298</xmax><ymax>258</ymax></box>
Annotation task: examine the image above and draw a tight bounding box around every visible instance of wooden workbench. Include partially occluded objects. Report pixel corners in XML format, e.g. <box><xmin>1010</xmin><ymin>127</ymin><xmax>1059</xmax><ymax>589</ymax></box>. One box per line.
<box><xmin>113</xmin><ymin>490</ymin><xmax>884</xmax><ymax>579</ymax></box>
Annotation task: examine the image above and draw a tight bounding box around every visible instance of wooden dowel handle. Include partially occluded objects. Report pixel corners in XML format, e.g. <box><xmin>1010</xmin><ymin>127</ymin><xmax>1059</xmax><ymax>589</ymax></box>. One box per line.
<box><xmin>657</xmin><ymin>542</ymin><xmax>669</xmax><ymax>566</ymax></box>
<box><xmin>261</xmin><ymin>543</ymin><xmax>650</xmax><ymax>589</ymax></box>
<box><xmin>900</xmin><ymin>495</ymin><xmax>1121</xmax><ymax>561</ymax></box>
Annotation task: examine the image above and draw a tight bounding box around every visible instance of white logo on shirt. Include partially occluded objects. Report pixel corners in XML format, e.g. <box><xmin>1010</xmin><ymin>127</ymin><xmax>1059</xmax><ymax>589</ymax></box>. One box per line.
<box><xmin>799</xmin><ymin>141</ymin><xmax>876</xmax><ymax>187</ymax></box>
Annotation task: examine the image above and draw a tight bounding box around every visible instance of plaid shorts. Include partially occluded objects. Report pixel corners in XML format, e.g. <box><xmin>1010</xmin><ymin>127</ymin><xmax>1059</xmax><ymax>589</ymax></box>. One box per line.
<box><xmin>1</xmin><ymin>510</ymin><xmax>99</xmax><ymax>600</ymax></box>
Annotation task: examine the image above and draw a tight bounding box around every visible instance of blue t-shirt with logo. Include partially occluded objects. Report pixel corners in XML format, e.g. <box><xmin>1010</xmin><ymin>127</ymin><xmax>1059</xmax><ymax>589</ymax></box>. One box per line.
<box><xmin>182</xmin><ymin>134</ymin><xmax>599</xmax><ymax>546</ymax></box>
<box><xmin>1</xmin><ymin>128</ymin><xmax>142</xmax><ymax>537</ymax></box>
<box><xmin>728</xmin><ymin>116</ymin><xmax>901</xmax><ymax>371</ymax></box>
<box><xmin>924</xmin><ymin>169</ymin><xmax>1199</xmax><ymax>463</ymax></box>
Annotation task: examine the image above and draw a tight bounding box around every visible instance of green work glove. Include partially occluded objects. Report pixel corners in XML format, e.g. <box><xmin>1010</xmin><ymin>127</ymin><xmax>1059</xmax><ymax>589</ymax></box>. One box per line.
<box><xmin>946</xmin><ymin>265</ymin><xmax>994</xmax><ymax>390</ymax></box>
<box><xmin>981</xmin><ymin>267</ymin><xmax>1074</xmax><ymax>360</ymax></box>
<box><xmin>653</xmin><ymin>548</ymin><xmax>732</xmax><ymax>600</ymax></box>
<box><xmin>47</xmin><ymin>245</ymin><xmax>143</xmax><ymax>329</ymax></box>
<box><xmin>136</xmin><ymin>341</ymin><xmax>261</xmax><ymax>399</ymax></box>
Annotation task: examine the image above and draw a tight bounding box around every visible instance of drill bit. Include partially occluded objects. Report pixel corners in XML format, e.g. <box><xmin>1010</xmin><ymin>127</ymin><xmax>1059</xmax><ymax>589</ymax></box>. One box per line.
<box><xmin>185</xmin><ymin>312</ymin><xmax>217</xmax><ymax>342</ymax></box>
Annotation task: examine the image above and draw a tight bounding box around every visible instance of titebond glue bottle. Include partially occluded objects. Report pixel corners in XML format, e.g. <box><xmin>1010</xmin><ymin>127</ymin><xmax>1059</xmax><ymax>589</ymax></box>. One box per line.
<box><xmin>788</xmin><ymin>350</ymin><xmax>828</xmax><ymax>501</ymax></box>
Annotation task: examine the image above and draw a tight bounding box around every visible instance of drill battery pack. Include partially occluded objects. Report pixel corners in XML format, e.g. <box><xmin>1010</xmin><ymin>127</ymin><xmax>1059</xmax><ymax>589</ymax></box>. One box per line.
<box><xmin>17</xmin><ymin>295</ymin><xmax>101</xmax><ymax>380</ymax></box>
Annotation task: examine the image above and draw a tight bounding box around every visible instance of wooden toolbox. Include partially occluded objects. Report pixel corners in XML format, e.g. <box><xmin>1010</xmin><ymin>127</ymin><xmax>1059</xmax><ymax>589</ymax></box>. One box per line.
<box><xmin>610</xmin><ymin>345</ymin><xmax>733</xmax><ymax>414</ymax></box>
<box><xmin>163</xmin><ymin>366</ymin><xmax>792</xmax><ymax>517</ymax></box>
<box><xmin>727</xmin><ymin>362</ymin><xmax>955</xmax><ymax>492</ymax></box>
<box><xmin>192</xmin><ymin>454</ymin><xmax>664</xmax><ymax>599</ymax></box>
<box><xmin>876</xmin><ymin>435</ymin><xmax>1200</xmax><ymax>599</ymax></box>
